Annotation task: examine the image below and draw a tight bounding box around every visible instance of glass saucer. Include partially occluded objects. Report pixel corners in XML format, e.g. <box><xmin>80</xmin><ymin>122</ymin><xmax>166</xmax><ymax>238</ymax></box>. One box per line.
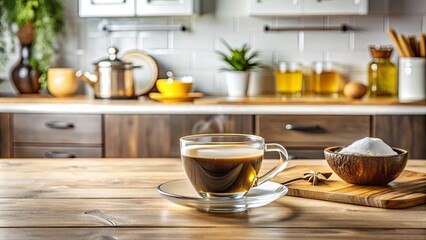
<box><xmin>157</xmin><ymin>179</ymin><xmax>288</xmax><ymax>213</ymax></box>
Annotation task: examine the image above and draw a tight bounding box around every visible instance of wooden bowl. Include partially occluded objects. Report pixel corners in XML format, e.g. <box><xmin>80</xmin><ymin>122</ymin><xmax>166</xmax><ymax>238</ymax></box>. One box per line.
<box><xmin>324</xmin><ymin>146</ymin><xmax>408</xmax><ymax>185</ymax></box>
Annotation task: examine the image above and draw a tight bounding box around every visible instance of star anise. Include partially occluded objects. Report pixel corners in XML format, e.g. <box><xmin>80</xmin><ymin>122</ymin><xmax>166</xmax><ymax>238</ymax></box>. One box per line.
<box><xmin>281</xmin><ymin>170</ymin><xmax>333</xmax><ymax>186</ymax></box>
<box><xmin>302</xmin><ymin>170</ymin><xmax>333</xmax><ymax>185</ymax></box>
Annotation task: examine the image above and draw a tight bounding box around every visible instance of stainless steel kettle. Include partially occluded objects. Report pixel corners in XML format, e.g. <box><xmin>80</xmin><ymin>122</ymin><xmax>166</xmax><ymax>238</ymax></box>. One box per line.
<box><xmin>76</xmin><ymin>47</ymin><xmax>139</xmax><ymax>99</ymax></box>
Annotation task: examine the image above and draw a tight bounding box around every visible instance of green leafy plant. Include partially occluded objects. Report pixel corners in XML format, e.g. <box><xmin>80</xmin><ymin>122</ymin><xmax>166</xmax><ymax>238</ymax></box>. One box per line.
<box><xmin>0</xmin><ymin>0</ymin><xmax>64</xmax><ymax>90</ymax></box>
<box><xmin>216</xmin><ymin>39</ymin><xmax>265</xmax><ymax>71</ymax></box>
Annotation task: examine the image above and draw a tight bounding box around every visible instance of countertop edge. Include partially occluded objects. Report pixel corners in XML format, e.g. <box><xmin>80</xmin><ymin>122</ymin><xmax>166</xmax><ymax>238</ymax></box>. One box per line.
<box><xmin>0</xmin><ymin>103</ymin><xmax>425</xmax><ymax>115</ymax></box>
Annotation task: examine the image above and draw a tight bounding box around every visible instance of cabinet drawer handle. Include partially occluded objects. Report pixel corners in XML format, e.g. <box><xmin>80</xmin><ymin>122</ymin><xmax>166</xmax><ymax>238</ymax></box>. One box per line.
<box><xmin>285</xmin><ymin>124</ymin><xmax>322</xmax><ymax>131</ymax></box>
<box><xmin>45</xmin><ymin>152</ymin><xmax>76</xmax><ymax>158</ymax></box>
<box><xmin>45</xmin><ymin>121</ymin><xmax>75</xmax><ymax>129</ymax></box>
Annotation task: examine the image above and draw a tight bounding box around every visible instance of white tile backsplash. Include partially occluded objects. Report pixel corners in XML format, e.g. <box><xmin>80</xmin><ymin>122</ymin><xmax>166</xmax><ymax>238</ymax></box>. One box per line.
<box><xmin>254</xmin><ymin>32</ymin><xmax>299</xmax><ymax>51</ymax></box>
<box><xmin>1</xmin><ymin>0</ymin><xmax>426</xmax><ymax>94</ymax></box>
<box><xmin>304</xmin><ymin>32</ymin><xmax>350</xmax><ymax>51</ymax></box>
<box><xmin>354</xmin><ymin>16</ymin><xmax>385</xmax><ymax>32</ymax></box>
<box><xmin>138</xmin><ymin>32</ymin><xmax>169</xmax><ymax>49</ymax></box>
<box><xmin>389</xmin><ymin>16</ymin><xmax>423</xmax><ymax>34</ymax></box>
<box><xmin>152</xmin><ymin>52</ymin><xmax>192</xmax><ymax>77</ymax></box>
<box><xmin>236</xmin><ymin>16</ymin><xmax>273</xmax><ymax>33</ymax></box>
<box><xmin>193</xmin><ymin>52</ymin><xmax>221</xmax><ymax>71</ymax></box>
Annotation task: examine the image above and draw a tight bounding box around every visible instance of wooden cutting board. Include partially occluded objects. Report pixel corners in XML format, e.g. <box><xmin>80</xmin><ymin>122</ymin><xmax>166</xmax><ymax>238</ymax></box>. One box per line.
<box><xmin>274</xmin><ymin>165</ymin><xmax>426</xmax><ymax>209</ymax></box>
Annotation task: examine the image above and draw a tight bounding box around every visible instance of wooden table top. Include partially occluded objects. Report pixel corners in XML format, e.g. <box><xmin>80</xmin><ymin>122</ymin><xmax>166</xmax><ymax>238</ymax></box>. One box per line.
<box><xmin>0</xmin><ymin>158</ymin><xmax>424</xmax><ymax>239</ymax></box>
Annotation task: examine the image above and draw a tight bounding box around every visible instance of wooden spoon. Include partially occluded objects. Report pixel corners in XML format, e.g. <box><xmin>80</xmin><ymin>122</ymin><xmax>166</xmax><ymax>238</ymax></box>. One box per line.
<box><xmin>420</xmin><ymin>33</ymin><xmax>426</xmax><ymax>57</ymax></box>
<box><xmin>387</xmin><ymin>29</ymin><xmax>406</xmax><ymax>57</ymax></box>
<box><xmin>408</xmin><ymin>35</ymin><xmax>419</xmax><ymax>57</ymax></box>
<box><xmin>398</xmin><ymin>34</ymin><xmax>415</xmax><ymax>57</ymax></box>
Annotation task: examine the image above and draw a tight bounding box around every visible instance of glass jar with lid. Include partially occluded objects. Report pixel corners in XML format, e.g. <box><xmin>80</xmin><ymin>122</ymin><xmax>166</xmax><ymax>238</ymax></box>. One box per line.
<box><xmin>368</xmin><ymin>45</ymin><xmax>397</xmax><ymax>97</ymax></box>
<box><xmin>275</xmin><ymin>62</ymin><xmax>303</xmax><ymax>97</ymax></box>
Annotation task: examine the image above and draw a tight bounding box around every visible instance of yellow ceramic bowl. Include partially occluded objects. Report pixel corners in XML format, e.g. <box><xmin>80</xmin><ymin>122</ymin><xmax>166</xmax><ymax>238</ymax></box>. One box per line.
<box><xmin>47</xmin><ymin>68</ymin><xmax>79</xmax><ymax>97</ymax></box>
<box><xmin>156</xmin><ymin>79</ymin><xmax>193</xmax><ymax>96</ymax></box>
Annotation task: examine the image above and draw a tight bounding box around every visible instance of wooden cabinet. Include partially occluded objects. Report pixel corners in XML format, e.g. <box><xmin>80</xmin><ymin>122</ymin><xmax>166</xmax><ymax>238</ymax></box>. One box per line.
<box><xmin>12</xmin><ymin>114</ymin><xmax>103</xmax><ymax>158</ymax></box>
<box><xmin>0</xmin><ymin>113</ymin><xmax>11</xmax><ymax>158</ymax></box>
<box><xmin>249</xmin><ymin>0</ymin><xmax>368</xmax><ymax>16</ymax></box>
<box><xmin>104</xmin><ymin>114</ymin><xmax>253</xmax><ymax>158</ymax></box>
<box><xmin>257</xmin><ymin>115</ymin><xmax>371</xmax><ymax>159</ymax></box>
<box><xmin>0</xmin><ymin>112</ymin><xmax>424</xmax><ymax>159</ymax></box>
<box><xmin>13</xmin><ymin>114</ymin><xmax>102</xmax><ymax>145</ymax></box>
<box><xmin>373</xmin><ymin>115</ymin><xmax>426</xmax><ymax>159</ymax></box>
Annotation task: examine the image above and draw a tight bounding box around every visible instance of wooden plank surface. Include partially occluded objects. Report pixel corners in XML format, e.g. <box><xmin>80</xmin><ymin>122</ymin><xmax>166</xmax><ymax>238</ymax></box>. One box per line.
<box><xmin>0</xmin><ymin>158</ymin><xmax>424</xmax><ymax>239</ymax></box>
<box><xmin>276</xmin><ymin>165</ymin><xmax>426</xmax><ymax>208</ymax></box>
<box><xmin>0</xmin><ymin>228</ymin><xmax>424</xmax><ymax>240</ymax></box>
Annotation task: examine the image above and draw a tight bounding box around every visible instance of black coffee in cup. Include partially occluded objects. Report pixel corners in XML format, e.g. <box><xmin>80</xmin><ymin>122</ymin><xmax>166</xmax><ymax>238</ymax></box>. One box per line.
<box><xmin>182</xmin><ymin>145</ymin><xmax>263</xmax><ymax>198</ymax></box>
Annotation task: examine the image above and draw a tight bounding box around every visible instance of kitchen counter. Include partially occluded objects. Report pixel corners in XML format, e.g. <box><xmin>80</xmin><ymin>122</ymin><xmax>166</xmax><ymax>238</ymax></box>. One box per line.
<box><xmin>0</xmin><ymin>158</ymin><xmax>424</xmax><ymax>239</ymax></box>
<box><xmin>0</xmin><ymin>94</ymin><xmax>424</xmax><ymax>115</ymax></box>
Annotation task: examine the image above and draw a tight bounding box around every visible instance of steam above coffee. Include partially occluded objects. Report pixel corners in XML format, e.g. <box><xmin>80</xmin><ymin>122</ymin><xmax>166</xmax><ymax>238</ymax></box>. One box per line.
<box><xmin>182</xmin><ymin>145</ymin><xmax>263</xmax><ymax>198</ymax></box>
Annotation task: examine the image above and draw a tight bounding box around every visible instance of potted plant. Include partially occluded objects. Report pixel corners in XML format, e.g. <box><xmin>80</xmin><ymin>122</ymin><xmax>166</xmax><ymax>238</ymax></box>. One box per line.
<box><xmin>216</xmin><ymin>39</ymin><xmax>265</xmax><ymax>97</ymax></box>
<box><xmin>0</xmin><ymin>0</ymin><xmax>64</xmax><ymax>93</ymax></box>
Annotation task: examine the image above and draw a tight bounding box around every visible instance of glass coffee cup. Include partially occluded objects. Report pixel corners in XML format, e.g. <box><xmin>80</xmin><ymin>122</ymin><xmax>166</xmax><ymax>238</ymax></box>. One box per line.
<box><xmin>275</xmin><ymin>62</ymin><xmax>303</xmax><ymax>97</ymax></box>
<box><xmin>180</xmin><ymin>134</ymin><xmax>289</xmax><ymax>199</ymax></box>
<box><xmin>312</xmin><ymin>61</ymin><xmax>340</xmax><ymax>96</ymax></box>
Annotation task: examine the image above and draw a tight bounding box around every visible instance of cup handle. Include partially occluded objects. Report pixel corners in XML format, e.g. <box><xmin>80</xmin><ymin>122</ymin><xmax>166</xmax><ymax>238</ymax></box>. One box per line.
<box><xmin>255</xmin><ymin>143</ymin><xmax>289</xmax><ymax>186</ymax></box>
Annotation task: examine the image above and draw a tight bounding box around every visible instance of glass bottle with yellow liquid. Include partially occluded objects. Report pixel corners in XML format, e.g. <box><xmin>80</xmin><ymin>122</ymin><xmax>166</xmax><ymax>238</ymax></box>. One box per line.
<box><xmin>368</xmin><ymin>45</ymin><xmax>397</xmax><ymax>97</ymax></box>
<box><xmin>312</xmin><ymin>61</ymin><xmax>340</xmax><ymax>97</ymax></box>
<box><xmin>275</xmin><ymin>62</ymin><xmax>303</xmax><ymax>97</ymax></box>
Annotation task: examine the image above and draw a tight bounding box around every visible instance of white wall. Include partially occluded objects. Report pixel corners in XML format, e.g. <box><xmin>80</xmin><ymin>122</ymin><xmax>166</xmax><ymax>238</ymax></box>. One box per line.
<box><xmin>1</xmin><ymin>0</ymin><xmax>425</xmax><ymax>95</ymax></box>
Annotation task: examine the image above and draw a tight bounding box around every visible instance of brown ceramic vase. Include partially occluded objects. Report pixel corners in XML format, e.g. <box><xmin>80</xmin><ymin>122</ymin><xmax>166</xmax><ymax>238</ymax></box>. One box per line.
<box><xmin>11</xmin><ymin>23</ymin><xmax>41</xmax><ymax>94</ymax></box>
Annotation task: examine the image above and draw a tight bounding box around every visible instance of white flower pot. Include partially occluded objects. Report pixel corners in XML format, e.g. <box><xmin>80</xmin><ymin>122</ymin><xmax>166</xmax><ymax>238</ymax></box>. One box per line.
<box><xmin>226</xmin><ymin>71</ymin><xmax>250</xmax><ymax>97</ymax></box>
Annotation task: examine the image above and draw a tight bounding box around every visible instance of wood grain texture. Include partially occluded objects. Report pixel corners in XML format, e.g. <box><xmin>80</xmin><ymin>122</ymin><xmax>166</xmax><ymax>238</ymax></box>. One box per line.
<box><xmin>0</xmin><ymin>228</ymin><xmax>424</xmax><ymax>240</ymax></box>
<box><xmin>0</xmin><ymin>158</ymin><xmax>424</xmax><ymax>239</ymax></box>
<box><xmin>398</xmin><ymin>34</ymin><xmax>415</xmax><ymax>57</ymax></box>
<box><xmin>104</xmin><ymin>115</ymin><xmax>171</xmax><ymax>158</ymax></box>
<box><xmin>256</xmin><ymin>115</ymin><xmax>371</xmax><ymax>148</ymax></box>
<box><xmin>276</xmin><ymin>165</ymin><xmax>425</xmax><ymax>209</ymax></box>
<box><xmin>387</xmin><ymin>28</ymin><xmax>406</xmax><ymax>57</ymax></box>
<box><xmin>420</xmin><ymin>33</ymin><xmax>426</xmax><ymax>57</ymax></box>
<box><xmin>0</xmin><ymin>113</ymin><xmax>11</xmax><ymax>158</ymax></box>
<box><xmin>324</xmin><ymin>147</ymin><xmax>408</xmax><ymax>185</ymax></box>
<box><xmin>105</xmin><ymin>115</ymin><xmax>253</xmax><ymax>158</ymax></box>
<box><xmin>13</xmin><ymin>113</ymin><xmax>102</xmax><ymax>145</ymax></box>
<box><xmin>373</xmin><ymin>115</ymin><xmax>426</xmax><ymax>159</ymax></box>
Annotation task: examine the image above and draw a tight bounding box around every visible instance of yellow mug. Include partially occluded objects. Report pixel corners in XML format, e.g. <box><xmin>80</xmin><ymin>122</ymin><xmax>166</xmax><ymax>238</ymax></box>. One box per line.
<box><xmin>47</xmin><ymin>68</ymin><xmax>79</xmax><ymax>97</ymax></box>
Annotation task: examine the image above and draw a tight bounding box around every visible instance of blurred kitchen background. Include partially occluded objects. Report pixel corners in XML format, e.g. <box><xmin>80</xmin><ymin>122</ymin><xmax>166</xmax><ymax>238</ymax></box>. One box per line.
<box><xmin>0</xmin><ymin>0</ymin><xmax>425</xmax><ymax>95</ymax></box>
